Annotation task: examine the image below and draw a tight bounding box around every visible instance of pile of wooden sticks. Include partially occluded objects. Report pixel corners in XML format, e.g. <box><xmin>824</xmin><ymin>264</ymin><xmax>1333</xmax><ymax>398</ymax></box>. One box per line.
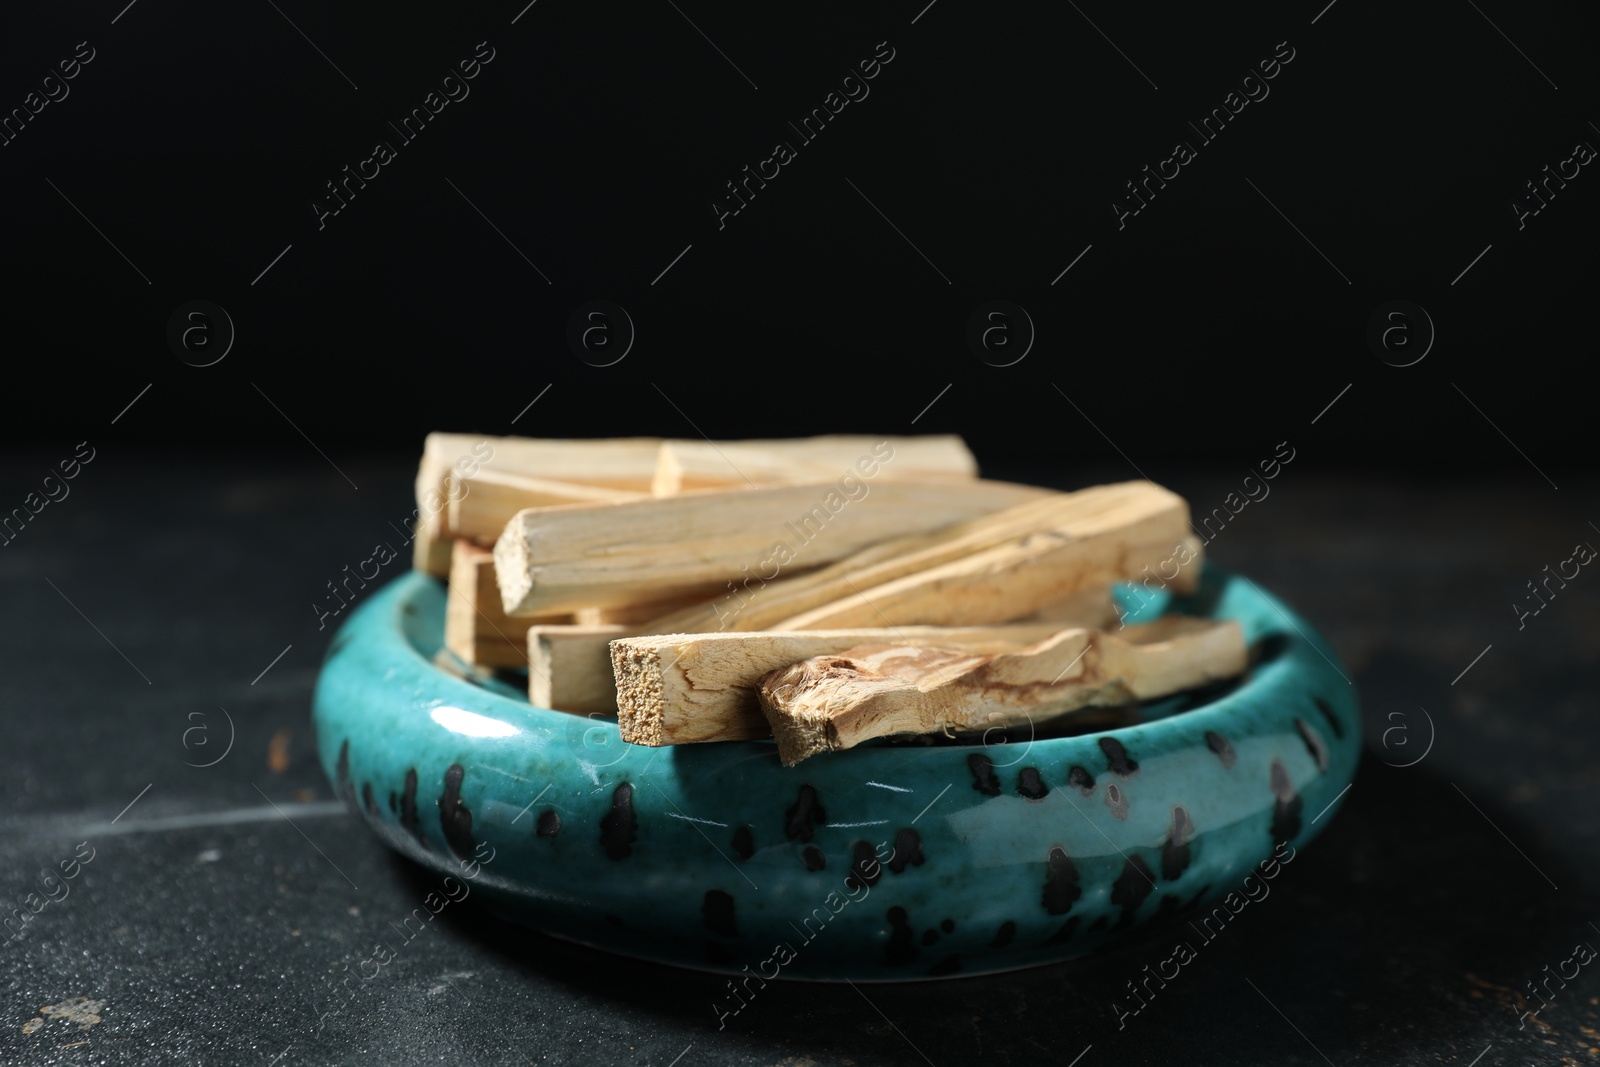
<box><xmin>414</xmin><ymin>433</ymin><xmax>1246</xmax><ymax>765</ymax></box>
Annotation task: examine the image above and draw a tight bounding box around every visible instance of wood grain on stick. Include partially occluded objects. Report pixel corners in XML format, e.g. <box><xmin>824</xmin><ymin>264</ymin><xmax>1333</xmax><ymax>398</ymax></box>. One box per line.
<box><xmin>533</xmin><ymin>587</ymin><xmax>1116</xmax><ymax>714</ymax></box>
<box><xmin>447</xmin><ymin>469</ymin><xmax>646</xmax><ymax>542</ymax></box>
<box><xmin>412</xmin><ymin>434</ymin><xmax>661</xmax><ymax>576</ymax></box>
<box><xmin>640</xmin><ymin>485</ymin><xmax>1170</xmax><ymax>635</ymax></box>
<box><xmin>651</xmin><ymin>436</ymin><xmax>977</xmax><ymax>496</ymax></box>
<box><xmin>412</xmin><ymin>433</ymin><xmax>482</xmax><ymax>576</ymax></box>
<box><xmin>758</xmin><ymin>616</ymin><xmax>1247</xmax><ymax>765</ymax></box>
<box><xmin>572</xmin><ymin>589</ymin><xmax>718</xmax><ymax>627</ymax></box>
<box><xmin>530</xmin><ymin>624</ymin><xmax>629</xmax><ymax>712</ymax></box>
<box><xmin>769</xmin><ymin>493</ymin><xmax>1200</xmax><ymax>630</ymax></box>
<box><xmin>466</xmin><ymin>436</ymin><xmax>664</xmax><ymax>491</ymax></box>
<box><xmin>443</xmin><ymin>541</ymin><xmax>568</xmax><ymax>667</ymax></box>
<box><xmin>520</xmin><ymin>485</ymin><xmax>1169</xmax><ymax>711</ymax></box>
<box><xmin>493</xmin><ymin>479</ymin><xmax>1048</xmax><ymax>617</ymax></box>
<box><xmin>611</xmin><ymin>623</ymin><xmax>1082</xmax><ymax>745</ymax></box>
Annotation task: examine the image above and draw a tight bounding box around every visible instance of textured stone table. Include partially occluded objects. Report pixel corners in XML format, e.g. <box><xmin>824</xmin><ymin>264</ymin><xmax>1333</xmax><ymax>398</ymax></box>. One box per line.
<box><xmin>1</xmin><ymin>454</ymin><xmax>1594</xmax><ymax>1066</ymax></box>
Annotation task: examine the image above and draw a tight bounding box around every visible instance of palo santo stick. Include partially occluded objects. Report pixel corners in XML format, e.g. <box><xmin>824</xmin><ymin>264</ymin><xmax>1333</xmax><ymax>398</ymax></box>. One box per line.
<box><xmin>464</xmin><ymin>436</ymin><xmax>663</xmax><ymax>491</ymax></box>
<box><xmin>651</xmin><ymin>436</ymin><xmax>977</xmax><ymax>496</ymax></box>
<box><xmin>530</xmin><ymin>492</ymin><xmax>1149</xmax><ymax>713</ymax></box>
<box><xmin>769</xmin><ymin>524</ymin><xmax>1201</xmax><ymax>631</ymax></box>
<box><xmin>444</xmin><ymin>542</ymin><xmax>568</xmax><ymax>667</ymax></box>
<box><xmin>411</xmin><ymin>523</ymin><xmax>456</xmax><ymax>577</ymax></box>
<box><xmin>758</xmin><ymin>616</ymin><xmax>1247</xmax><ymax>765</ymax></box>
<box><xmin>531</xmin><ymin>625</ymin><xmax>629</xmax><ymax>711</ymax></box>
<box><xmin>642</xmin><ymin>484</ymin><xmax>1171</xmax><ymax>635</ymax></box>
<box><xmin>530</xmin><ymin>623</ymin><xmax>647</xmax><ymax>714</ymax></box>
<box><xmin>413</xmin><ymin>433</ymin><xmax>485</xmax><ymax>576</ymax></box>
<box><xmin>531</xmin><ymin>587</ymin><xmax>1115</xmax><ymax>715</ymax></box>
<box><xmin>612</xmin><ymin>623</ymin><xmax>1077</xmax><ymax>744</ymax></box>
<box><xmin>573</xmin><ymin>589</ymin><xmax>717</xmax><ymax>627</ymax></box>
<box><xmin>448</xmin><ymin>468</ymin><xmax>647</xmax><ymax>542</ymax></box>
<box><xmin>412</xmin><ymin>434</ymin><xmax>662</xmax><ymax>576</ymax></box>
<box><xmin>1024</xmin><ymin>586</ymin><xmax>1120</xmax><ymax>626</ymax></box>
<box><xmin>494</xmin><ymin>479</ymin><xmax>1048</xmax><ymax>617</ymax></box>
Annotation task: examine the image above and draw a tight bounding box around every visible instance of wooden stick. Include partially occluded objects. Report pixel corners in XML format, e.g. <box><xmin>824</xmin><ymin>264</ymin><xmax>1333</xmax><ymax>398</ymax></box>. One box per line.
<box><xmin>523</xmin><ymin>488</ymin><xmax>1159</xmax><ymax>711</ymax></box>
<box><xmin>529</xmin><ymin>587</ymin><xmax>1114</xmax><ymax>715</ymax></box>
<box><xmin>758</xmin><ymin>616</ymin><xmax>1247</xmax><ymax>765</ymax></box>
<box><xmin>493</xmin><ymin>479</ymin><xmax>1048</xmax><ymax>616</ymax></box>
<box><xmin>1025</xmin><ymin>586</ymin><xmax>1121</xmax><ymax>625</ymax></box>
<box><xmin>413</xmin><ymin>433</ymin><xmax>486</xmax><ymax>577</ymax></box>
<box><xmin>448</xmin><ymin>468</ymin><xmax>647</xmax><ymax>542</ymax></box>
<box><xmin>651</xmin><ymin>436</ymin><xmax>977</xmax><ymax>496</ymax></box>
<box><xmin>531</xmin><ymin>590</ymin><xmax>1115</xmax><ymax>715</ymax></box>
<box><xmin>768</xmin><ymin>498</ymin><xmax>1199</xmax><ymax>630</ymax></box>
<box><xmin>530</xmin><ymin>625</ymin><xmax>629</xmax><ymax>711</ymax></box>
<box><xmin>612</xmin><ymin>623</ymin><xmax>1081</xmax><ymax>744</ymax></box>
<box><xmin>412</xmin><ymin>434</ymin><xmax>662</xmax><ymax>576</ymax></box>
<box><xmin>573</xmin><ymin>589</ymin><xmax>718</xmax><ymax>627</ymax></box>
<box><xmin>411</xmin><ymin>524</ymin><xmax>456</xmax><ymax>577</ymax></box>
<box><xmin>444</xmin><ymin>542</ymin><xmax>568</xmax><ymax>667</ymax></box>
<box><xmin>450</xmin><ymin>437</ymin><xmax>977</xmax><ymax>540</ymax></box>
<box><xmin>464</xmin><ymin>436</ymin><xmax>663</xmax><ymax>491</ymax></box>
<box><xmin>640</xmin><ymin>484</ymin><xmax>1173</xmax><ymax>635</ymax></box>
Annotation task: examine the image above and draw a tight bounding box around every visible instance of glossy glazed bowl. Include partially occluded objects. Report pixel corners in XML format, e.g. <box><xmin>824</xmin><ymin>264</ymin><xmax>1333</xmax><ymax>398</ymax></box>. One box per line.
<box><xmin>312</xmin><ymin>565</ymin><xmax>1359</xmax><ymax>980</ymax></box>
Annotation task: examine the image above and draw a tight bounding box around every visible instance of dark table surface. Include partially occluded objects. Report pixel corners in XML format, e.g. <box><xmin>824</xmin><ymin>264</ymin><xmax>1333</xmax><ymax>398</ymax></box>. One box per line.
<box><xmin>2</xmin><ymin>453</ymin><xmax>1596</xmax><ymax>1067</ymax></box>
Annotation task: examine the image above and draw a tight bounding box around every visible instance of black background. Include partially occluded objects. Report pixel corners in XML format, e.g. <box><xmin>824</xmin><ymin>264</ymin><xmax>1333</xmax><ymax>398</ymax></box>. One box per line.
<box><xmin>1</xmin><ymin>0</ymin><xmax>1594</xmax><ymax>471</ymax></box>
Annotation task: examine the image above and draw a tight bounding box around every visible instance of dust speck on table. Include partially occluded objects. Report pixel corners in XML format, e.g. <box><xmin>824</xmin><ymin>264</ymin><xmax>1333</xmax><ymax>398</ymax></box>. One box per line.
<box><xmin>267</xmin><ymin>727</ymin><xmax>292</xmax><ymax>773</ymax></box>
<box><xmin>27</xmin><ymin>996</ymin><xmax>105</xmax><ymax>1033</ymax></box>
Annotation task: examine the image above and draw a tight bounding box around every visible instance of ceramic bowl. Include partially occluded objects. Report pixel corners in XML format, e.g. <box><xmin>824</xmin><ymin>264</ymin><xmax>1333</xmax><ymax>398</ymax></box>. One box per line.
<box><xmin>312</xmin><ymin>565</ymin><xmax>1359</xmax><ymax>981</ymax></box>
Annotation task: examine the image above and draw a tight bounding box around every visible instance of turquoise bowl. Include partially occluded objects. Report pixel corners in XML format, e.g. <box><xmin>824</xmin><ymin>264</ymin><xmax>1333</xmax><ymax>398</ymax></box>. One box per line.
<box><xmin>311</xmin><ymin>565</ymin><xmax>1359</xmax><ymax>981</ymax></box>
